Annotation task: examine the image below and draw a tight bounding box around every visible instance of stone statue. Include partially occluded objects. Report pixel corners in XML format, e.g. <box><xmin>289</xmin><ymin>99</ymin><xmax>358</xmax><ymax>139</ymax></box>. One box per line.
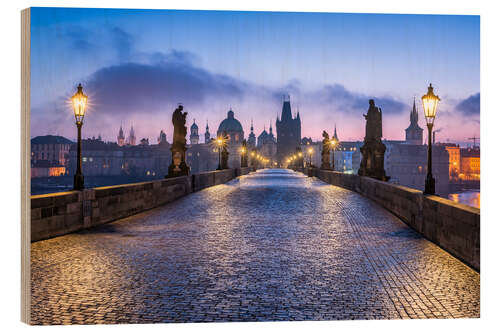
<box><xmin>321</xmin><ymin>130</ymin><xmax>331</xmax><ymax>170</ymax></box>
<box><xmin>241</xmin><ymin>139</ymin><xmax>248</xmax><ymax>168</ymax></box>
<box><xmin>364</xmin><ymin>99</ymin><xmax>383</xmax><ymax>142</ymax></box>
<box><xmin>167</xmin><ymin>104</ymin><xmax>190</xmax><ymax>178</ymax></box>
<box><xmin>358</xmin><ymin>99</ymin><xmax>389</xmax><ymax>181</ymax></box>
<box><xmin>221</xmin><ymin>131</ymin><xmax>229</xmax><ymax>169</ymax></box>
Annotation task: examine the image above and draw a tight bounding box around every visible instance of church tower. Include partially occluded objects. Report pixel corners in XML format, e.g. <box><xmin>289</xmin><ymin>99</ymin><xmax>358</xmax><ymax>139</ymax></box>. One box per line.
<box><xmin>248</xmin><ymin>119</ymin><xmax>256</xmax><ymax>148</ymax></box>
<box><xmin>405</xmin><ymin>98</ymin><xmax>423</xmax><ymax>145</ymax></box>
<box><xmin>333</xmin><ymin>124</ymin><xmax>339</xmax><ymax>141</ymax></box>
<box><xmin>117</xmin><ymin>124</ymin><xmax>125</xmax><ymax>146</ymax></box>
<box><xmin>276</xmin><ymin>96</ymin><xmax>301</xmax><ymax>163</ymax></box>
<box><xmin>190</xmin><ymin>119</ymin><xmax>200</xmax><ymax>145</ymax></box>
<box><xmin>127</xmin><ymin>124</ymin><xmax>136</xmax><ymax>146</ymax></box>
<box><xmin>204</xmin><ymin>121</ymin><xmax>211</xmax><ymax>144</ymax></box>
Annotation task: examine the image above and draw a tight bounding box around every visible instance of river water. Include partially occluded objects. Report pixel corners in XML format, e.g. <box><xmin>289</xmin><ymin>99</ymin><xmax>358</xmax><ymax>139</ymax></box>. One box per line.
<box><xmin>448</xmin><ymin>190</ymin><xmax>480</xmax><ymax>209</ymax></box>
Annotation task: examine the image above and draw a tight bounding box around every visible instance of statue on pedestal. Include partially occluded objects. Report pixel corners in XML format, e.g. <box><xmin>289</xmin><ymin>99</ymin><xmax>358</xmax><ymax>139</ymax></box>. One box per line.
<box><xmin>167</xmin><ymin>104</ymin><xmax>190</xmax><ymax>178</ymax></box>
<box><xmin>358</xmin><ymin>99</ymin><xmax>389</xmax><ymax>181</ymax></box>
<box><xmin>220</xmin><ymin>131</ymin><xmax>229</xmax><ymax>169</ymax></box>
<box><xmin>321</xmin><ymin>130</ymin><xmax>331</xmax><ymax>170</ymax></box>
<box><xmin>241</xmin><ymin>139</ymin><xmax>248</xmax><ymax>168</ymax></box>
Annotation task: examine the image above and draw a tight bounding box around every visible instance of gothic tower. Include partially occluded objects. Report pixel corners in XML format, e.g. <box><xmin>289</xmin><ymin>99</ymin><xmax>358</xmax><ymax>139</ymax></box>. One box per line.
<box><xmin>276</xmin><ymin>96</ymin><xmax>301</xmax><ymax>163</ymax></box>
<box><xmin>248</xmin><ymin>119</ymin><xmax>256</xmax><ymax>148</ymax></box>
<box><xmin>333</xmin><ymin>124</ymin><xmax>339</xmax><ymax>141</ymax></box>
<box><xmin>117</xmin><ymin>124</ymin><xmax>125</xmax><ymax>146</ymax></box>
<box><xmin>127</xmin><ymin>124</ymin><xmax>136</xmax><ymax>146</ymax></box>
<box><xmin>405</xmin><ymin>98</ymin><xmax>423</xmax><ymax>145</ymax></box>
<box><xmin>204</xmin><ymin>121</ymin><xmax>211</xmax><ymax>144</ymax></box>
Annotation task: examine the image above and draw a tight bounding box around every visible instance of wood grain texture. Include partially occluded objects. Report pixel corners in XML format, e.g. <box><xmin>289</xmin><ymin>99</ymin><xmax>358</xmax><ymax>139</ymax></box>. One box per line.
<box><xmin>21</xmin><ymin>7</ymin><xmax>31</xmax><ymax>325</ymax></box>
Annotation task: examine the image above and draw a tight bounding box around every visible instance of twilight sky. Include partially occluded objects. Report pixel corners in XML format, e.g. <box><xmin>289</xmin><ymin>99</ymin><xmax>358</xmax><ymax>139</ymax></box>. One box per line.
<box><xmin>30</xmin><ymin>7</ymin><xmax>480</xmax><ymax>144</ymax></box>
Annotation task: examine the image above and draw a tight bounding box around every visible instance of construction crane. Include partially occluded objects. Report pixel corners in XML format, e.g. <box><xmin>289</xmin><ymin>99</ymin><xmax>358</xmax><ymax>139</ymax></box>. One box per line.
<box><xmin>468</xmin><ymin>135</ymin><xmax>480</xmax><ymax>148</ymax></box>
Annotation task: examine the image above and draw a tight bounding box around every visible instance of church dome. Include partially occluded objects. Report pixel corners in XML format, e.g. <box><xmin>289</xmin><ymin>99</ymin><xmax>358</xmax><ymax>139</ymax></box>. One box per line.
<box><xmin>191</xmin><ymin>121</ymin><xmax>198</xmax><ymax>130</ymax></box>
<box><xmin>217</xmin><ymin>109</ymin><xmax>243</xmax><ymax>134</ymax></box>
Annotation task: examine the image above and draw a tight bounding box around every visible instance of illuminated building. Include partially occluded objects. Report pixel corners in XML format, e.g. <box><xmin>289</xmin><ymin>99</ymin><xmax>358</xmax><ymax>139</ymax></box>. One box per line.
<box><xmin>438</xmin><ymin>144</ymin><xmax>460</xmax><ymax>180</ymax></box>
<box><xmin>459</xmin><ymin>148</ymin><xmax>480</xmax><ymax>181</ymax></box>
<box><xmin>31</xmin><ymin>135</ymin><xmax>73</xmax><ymax>178</ymax></box>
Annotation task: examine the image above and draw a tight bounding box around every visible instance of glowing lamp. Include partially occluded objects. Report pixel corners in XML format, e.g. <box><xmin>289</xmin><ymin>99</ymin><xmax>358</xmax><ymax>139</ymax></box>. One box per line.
<box><xmin>72</xmin><ymin>83</ymin><xmax>88</xmax><ymax>124</ymax></box>
<box><xmin>421</xmin><ymin>83</ymin><xmax>440</xmax><ymax>126</ymax></box>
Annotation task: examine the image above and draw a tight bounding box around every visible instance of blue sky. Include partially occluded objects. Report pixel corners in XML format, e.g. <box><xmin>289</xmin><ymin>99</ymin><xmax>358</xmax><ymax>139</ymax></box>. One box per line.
<box><xmin>30</xmin><ymin>7</ymin><xmax>480</xmax><ymax>143</ymax></box>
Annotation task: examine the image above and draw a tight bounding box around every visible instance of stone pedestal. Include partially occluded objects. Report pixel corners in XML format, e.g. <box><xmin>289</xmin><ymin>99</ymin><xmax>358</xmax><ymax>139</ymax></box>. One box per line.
<box><xmin>358</xmin><ymin>140</ymin><xmax>388</xmax><ymax>181</ymax></box>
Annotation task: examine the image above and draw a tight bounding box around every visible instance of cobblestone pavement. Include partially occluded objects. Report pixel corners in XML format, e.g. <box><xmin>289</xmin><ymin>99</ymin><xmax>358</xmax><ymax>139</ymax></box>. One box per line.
<box><xmin>31</xmin><ymin>169</ymin><xmax>479</xmax><ymax>324</ymax></box>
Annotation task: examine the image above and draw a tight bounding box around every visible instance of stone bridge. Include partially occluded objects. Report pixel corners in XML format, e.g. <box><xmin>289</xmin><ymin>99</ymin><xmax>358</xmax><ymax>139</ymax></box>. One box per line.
<box><xmin>30</xmin><ymin>169</ymin><xmax>479</xmax><ymax>324</ymax></box>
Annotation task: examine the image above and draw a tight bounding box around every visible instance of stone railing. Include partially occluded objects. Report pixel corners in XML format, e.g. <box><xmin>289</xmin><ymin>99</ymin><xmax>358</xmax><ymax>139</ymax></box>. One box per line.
<box><xmin>31</xmin><ymin>167</ymin><xmax>254</xmax><ymax>242</ymax></box>
<box><xmin>302</xmin><ymin>167</ymin><xmax>480</xmax><ymax>271</ymax></box>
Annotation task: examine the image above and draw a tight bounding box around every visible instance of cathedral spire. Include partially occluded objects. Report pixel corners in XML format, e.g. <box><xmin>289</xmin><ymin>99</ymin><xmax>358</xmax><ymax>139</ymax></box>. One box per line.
<box><xmin>333</xmin><ymin>124</ymin><xmax>339</xmax><ymax>141</ymax></box>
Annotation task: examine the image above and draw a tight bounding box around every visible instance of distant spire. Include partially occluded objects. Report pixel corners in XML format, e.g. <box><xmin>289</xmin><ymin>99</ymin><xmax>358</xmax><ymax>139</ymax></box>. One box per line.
<box><xmin>333</xmin><ymin>124</ymin><xmax>339</xmax><ymax>141</ymax></box>
<box><xmin>206</xmin><ymin>119</ymin><xmax>209</xmax><ymax>130</ymax></box>
<box><xmin>250</xmin><ymin>118</ymin><xmax>254</xmax><ymax>132</ymax></box>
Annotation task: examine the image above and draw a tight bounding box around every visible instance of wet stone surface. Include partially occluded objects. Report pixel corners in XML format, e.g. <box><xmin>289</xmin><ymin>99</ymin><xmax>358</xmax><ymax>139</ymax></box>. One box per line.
<box><xmin>31</xmin><ymin>169</ymin><xmax>479</xmax><ymax>324</ymax></box>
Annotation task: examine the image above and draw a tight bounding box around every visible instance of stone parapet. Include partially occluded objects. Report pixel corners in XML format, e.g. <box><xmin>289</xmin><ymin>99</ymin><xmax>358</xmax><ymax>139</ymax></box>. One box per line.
<box><xmin>304</xmin><ymin>168</ymin><xmax>480</xmax><ymax>271</ymax></box>
<box><xmin>31</xmin><ymin>168</ymin><xmax>254</xmax><ymax>242</ymax></box>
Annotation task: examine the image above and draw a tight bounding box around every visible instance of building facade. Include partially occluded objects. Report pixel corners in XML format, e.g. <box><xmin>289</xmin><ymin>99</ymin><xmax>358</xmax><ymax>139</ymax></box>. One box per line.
<box><xmin>31</xmin><ymin>135</ymin><xmax>73</xmax><ymax>178</ymax></box>
<box><xmin>257</xmin><ymin>123</ymin><xmax>277</xmax><ymax>161</ymax></box>
<box><xmin>459</xmin><ymin>148</ymin><xmax>480</xmax><ymax>181</ymax></box>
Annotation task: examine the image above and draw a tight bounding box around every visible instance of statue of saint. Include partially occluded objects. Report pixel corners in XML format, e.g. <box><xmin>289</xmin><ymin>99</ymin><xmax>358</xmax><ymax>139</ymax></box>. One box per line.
<box><xmin>359</xmin><ymin>99</ymin><xmax>388</xmax><ymax>181</ymax></box>
<box><xmin>363</xmin><ymin>99</ymin><xmax>383</xmax><ymax>142</ymax></box>
<box><xmin>321</xmin><ymin>130</ymin><xmax>331</xmax><ymax>170</ymax></box>
<box><xmin>167</xmin><ymin>104</ymin><xmax>190</xmax><ymax>177</ymax></box>
<box><xmin>172</xmin><ymin>105</ymin><xmax>187</xmax><ymax>145</ymax></box>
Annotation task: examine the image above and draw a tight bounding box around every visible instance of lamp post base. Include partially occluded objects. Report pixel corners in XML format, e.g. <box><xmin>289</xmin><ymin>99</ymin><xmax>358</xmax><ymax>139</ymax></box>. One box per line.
<box><xmin>424</xmin><ymin>174</ymin><xmax>435</xmax><ymax>195</ymax></box>
<box><xmin>73</xmin><ymin>173</ymin><xmax>84</xmax><ymax>191</ymax></box>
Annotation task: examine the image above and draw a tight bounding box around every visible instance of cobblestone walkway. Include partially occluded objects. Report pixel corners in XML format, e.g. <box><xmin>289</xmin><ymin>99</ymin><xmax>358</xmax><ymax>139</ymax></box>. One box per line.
<box><xmin>31</xmin><ymin>169</ymin><xmax>479</xmax><ymax>324</ymax></box>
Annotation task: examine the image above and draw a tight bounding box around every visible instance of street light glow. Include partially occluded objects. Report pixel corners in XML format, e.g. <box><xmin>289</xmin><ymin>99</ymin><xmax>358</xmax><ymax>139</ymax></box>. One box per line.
<box><xmin>71</xmin><ymin>83</ymin><xmax>88</xmax><ymax>124</ymax></box>
<box><xmin>422</xmin><ymin>83</ymin><xmax>440</xmax><ymax>125</ymax></box>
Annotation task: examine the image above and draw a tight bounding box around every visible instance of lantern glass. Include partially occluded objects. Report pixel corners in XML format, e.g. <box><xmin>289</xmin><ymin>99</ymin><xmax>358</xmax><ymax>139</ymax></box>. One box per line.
<box><xmin>421</xmin><ymin>84</ymin><xmax>440</xmax><ymax>125</ymax></box>
<box><xmin>72</xmin><ymin>84</ymin><xmax>88</xmax><ymax>124</ymax></box>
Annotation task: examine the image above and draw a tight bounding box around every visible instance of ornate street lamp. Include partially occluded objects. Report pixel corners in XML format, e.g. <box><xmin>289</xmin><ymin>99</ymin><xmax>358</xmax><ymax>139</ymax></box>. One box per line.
<box><xmin>240</xmin><ymin>145</ymin><xmax>248</xmax><ymax>168</ymax></box>
<box><xmin>422</xmin><ymin>83</ymin><xmax>440</xmax><ymax>195</ymax></box>
<box><xmin>330</xmin><ymin>138</ymin><xmax>338</xmax><ymax>170</ymax></box>
<box><xmin>212</xmin><ymin>136</ymin><xmax>227</xmax><ymax>170</ymax></box>
<box><xmin>71</xmin><ymin>83</ymin><xmax>88</xmax><ymax>190</ymax></box>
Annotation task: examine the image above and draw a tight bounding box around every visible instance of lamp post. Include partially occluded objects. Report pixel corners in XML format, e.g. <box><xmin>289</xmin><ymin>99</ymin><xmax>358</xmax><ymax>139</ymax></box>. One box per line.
<box><xmin>422</xmin><ymin>83</ymin><xmax>440</xmax><ymax>195</ymax></box>
<box><xmin>307</xmin><ymin>147</ymin><xmax>313</xmax><ymax>167</ymax></box>
<box><xmin>215</xmin><ymin>137</ymin><xmax>224</xmax><ymax>170</ymax></box>
<box><xmin>330</xmin><ymin>138</ymin><xmax>338</xmax><ymax>171</ymax></box>
<box><xmin>240</xmin><ymin>145</ymin><xmax>247</xmax><ymax>168</ymax></box>
<box><xmin>71</xmin><ymin>83</ymin><xmax>88</xmax><ymax>190</ymax></box>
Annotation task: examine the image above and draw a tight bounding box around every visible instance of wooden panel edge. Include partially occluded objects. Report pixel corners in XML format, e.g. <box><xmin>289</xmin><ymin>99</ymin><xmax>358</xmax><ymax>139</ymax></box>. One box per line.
<box><xmin>21</xmin><ymin>7</ymin><xmax>31</xmax><ymax>325</ymax></box>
